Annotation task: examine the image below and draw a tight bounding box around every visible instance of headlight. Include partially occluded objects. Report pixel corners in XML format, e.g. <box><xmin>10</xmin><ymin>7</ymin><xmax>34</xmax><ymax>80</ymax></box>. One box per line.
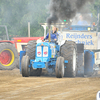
<box><xmin>37</xmin><ymin>46</ymin><xmax>42</xmax><ymax>57</ymax></box>
<box><xmin>43</xmin><ymin>46</ymin><xmax>48</xmax><ymax>57</ymax></box>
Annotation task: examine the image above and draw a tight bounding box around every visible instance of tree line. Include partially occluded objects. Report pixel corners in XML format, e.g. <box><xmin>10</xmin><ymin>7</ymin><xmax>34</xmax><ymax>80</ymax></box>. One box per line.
<box><xmin>0</xmin><ymin>0</ymin><xmax>99</xmax><ymax>39</ymax></box>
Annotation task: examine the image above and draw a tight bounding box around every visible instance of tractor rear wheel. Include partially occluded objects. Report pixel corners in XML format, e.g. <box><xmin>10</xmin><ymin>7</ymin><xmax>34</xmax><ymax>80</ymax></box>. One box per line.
<box><xmin>26</xmin><ymin>40</ymin><xmax>42</xmax><ymax>76</ymax></box>
<box><xmin>76</xmin><ymin>53</ymin><xmax>84</xmax><ymax>77</ymax></box>
<box><xmin>21</xmin><ymin>55</ymin><xmax>30</xmax><ymax>77</ymax></box>
<box><xmin>55</xmin><ymin>56</ymin><xmax>64</xmax><ymax>78</ymax></box>
<box><xmin>26</xmin><ymin>40</ymin><xmax>36</xmax><ymax>59</ymax></box>
<box><xmin>60</xmin><ymin>41</ymin><xmax>77</xmax><ymax>77</ymax></box>
<box><xmin>0</xmin><ymin>43</ymin><xmax>18</xmax><ymax>70</ymax></box>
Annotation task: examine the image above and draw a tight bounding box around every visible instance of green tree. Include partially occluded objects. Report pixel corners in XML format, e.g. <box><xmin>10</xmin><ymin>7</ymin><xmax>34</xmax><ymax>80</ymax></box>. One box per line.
<box><xmin>90</xmin><ymin>0</ymin><xmax>100</xmax><ymax>31</ymax></box>
<box><xmin>0</xmin><ymin>0</ymin><xmax>99</xmax><ymax>39</ymax></box>
<box><xmin>0</xmin><ymin>0</ymin><xmax>49</xmax><ymax>38</ymax></box>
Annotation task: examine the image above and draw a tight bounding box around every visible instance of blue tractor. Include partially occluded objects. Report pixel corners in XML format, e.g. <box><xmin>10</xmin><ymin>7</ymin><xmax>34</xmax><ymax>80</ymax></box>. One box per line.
<box><xmin>19</xmin><ymin>24</ymin><xmax>100</xmax><ymax>78</ymax></box>
<box><xmin>20</xmin><ymin>38</ymin><xmax>77</xmax><ymax>78</ymax></box>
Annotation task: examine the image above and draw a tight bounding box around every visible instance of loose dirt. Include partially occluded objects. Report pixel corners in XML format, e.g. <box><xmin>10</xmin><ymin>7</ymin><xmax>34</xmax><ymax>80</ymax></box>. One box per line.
<box><xmin>0</xmin><ymin>69</ymin><xmax>100</xmax><ymax>100</ymax></box>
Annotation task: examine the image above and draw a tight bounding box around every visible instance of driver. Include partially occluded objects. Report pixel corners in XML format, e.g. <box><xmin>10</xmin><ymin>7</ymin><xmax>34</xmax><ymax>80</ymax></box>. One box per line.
<box><xmin>43</xmin><ymin>26</ymin><xmax>59</xmax><ymax>41</ymax></box>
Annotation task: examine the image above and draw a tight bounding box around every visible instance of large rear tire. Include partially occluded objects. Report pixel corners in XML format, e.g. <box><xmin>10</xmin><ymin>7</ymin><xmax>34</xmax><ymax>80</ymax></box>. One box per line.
<box><xmin>55</xmin><ymin>56</ymin><xmax>64</xmax><ymax>78</ymax></box>
<box><xmin>84</xmin><ymin>50</ymin><xmax>94</xmax><ymax>76</ymax></box>
<box><xmin>76</xmin><ymin>53</ymin><xmax>84</xmax><ymax>77</ymax></box>
<box><xmin>60</xmin><ymin>41</ymin><xmax>77</xmax><ymax>77</ymax></box>
<box><xmin>26</xmin><ymin>40</ymin><xmax>42</xmax><ymax>76</ymax></box>
<box><xmin>26</xmin><ymin>40</ymin><xmax>36</xmax><ymax>59</ymax></box>
<box><xmin>22</xmin><ymin>55</ymin><xmax>30</xmax><ymax>77</ymax></box>
<box><xmin>0</xmin><ymin>43</ymin><xmax>18</xmax><ymax>70</ymax></box>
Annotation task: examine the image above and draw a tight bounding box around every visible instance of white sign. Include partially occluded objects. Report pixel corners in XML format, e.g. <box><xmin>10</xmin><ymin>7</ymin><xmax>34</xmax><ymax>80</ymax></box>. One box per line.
<box><xmin>61</xmin><ymin>32</ymin><xmax>98</xmax><ymax>49</ymax></box>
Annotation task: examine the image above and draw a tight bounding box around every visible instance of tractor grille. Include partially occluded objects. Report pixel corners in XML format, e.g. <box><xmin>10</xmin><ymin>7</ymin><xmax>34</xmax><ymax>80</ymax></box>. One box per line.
<box><xmin>37</xmin><ymin>46</ymin><xmax>48</xmax><ymax>57</ymax></box>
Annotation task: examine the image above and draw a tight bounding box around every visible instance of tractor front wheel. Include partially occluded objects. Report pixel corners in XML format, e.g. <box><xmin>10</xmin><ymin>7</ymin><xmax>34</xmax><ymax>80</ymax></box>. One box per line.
<box><xmin>21</xmin><ymin>55</ymin><xmax>30</xmax><ymax>77</ymax></box>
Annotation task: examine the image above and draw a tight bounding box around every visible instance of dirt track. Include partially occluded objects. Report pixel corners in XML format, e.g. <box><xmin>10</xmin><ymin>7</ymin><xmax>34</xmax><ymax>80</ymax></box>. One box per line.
<box><xmin>0</xmin><ymin>69</ymin><xmax>100</xmax><ymax>100</ymax></box>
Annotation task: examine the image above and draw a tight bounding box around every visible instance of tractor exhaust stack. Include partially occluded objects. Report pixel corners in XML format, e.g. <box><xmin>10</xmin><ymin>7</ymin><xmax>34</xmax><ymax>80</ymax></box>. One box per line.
<box><xmin>49</xmin><ymin>28</ymin><xmax>51</xmax><ymax>42</ymax></box>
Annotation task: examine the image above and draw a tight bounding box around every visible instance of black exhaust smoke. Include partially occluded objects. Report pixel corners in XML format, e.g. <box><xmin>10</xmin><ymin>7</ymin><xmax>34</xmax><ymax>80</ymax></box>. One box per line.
<box><xmin>47</xmin><ymin>0</ymin><xmax>94</xmax><ymax>26</ymax></box>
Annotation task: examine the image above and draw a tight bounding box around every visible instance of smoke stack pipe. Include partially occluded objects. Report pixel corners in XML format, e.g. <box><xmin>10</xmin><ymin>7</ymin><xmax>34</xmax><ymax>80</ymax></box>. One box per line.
<box><xmin>49</xmin><ymin>28</ymin><xmax>51</xmax><ymax>42</ymax></box>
